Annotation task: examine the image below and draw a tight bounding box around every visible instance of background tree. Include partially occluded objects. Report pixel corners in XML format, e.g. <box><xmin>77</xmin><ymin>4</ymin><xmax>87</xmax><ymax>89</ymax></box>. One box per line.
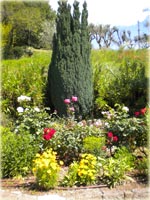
<box><xmin>89</xmin><ymin>22</ymin><xmax>150</xmax><ymax>49</ymax></box>
<box><xmin>47</xmin><ymin>0</ymin><xmax>93</xmax><ymax>117</ymax></box>
<box><xmin>1</xmin><ymin>0</ymin><xmax>56</xmax><ymax>58</ymax></box>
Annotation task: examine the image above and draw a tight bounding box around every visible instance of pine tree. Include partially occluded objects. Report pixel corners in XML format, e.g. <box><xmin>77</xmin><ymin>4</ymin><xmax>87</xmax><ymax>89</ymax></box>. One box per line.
<box><xmin>47</xmin><ymin>0</ymin><xmax>93</xmax><ymax>117</ymax></box>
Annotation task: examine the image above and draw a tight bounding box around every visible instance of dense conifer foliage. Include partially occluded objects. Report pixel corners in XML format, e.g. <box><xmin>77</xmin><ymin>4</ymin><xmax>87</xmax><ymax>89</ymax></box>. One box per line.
<box><xmin>47</xmin><ymin>1</ymin><xmax>93</xmax><ymax>117</ymax></box>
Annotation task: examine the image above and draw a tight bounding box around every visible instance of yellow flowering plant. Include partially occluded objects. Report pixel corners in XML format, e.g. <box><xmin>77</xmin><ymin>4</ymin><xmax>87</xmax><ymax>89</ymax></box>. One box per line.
<box><xmin>77</xmin><ymin>154</ymin><xmax>98</xmax><ymax>185</ymax></box>
<box><xmin>62</xmin><ymin>153</ymin><xmax>98</xmax><ymax>186</ymax></box>
<box><xmin>32</xmin><ymin>148</ymin><xmax>63</xmax><ymax>190</ymax></box>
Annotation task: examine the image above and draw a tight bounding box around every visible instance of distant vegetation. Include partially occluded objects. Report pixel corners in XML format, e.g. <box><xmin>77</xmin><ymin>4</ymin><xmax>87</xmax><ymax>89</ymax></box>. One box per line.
<box><xmin>1</xmin><ymin>0</ymin><xmax>56</xmax><ymax>59</ymax></box>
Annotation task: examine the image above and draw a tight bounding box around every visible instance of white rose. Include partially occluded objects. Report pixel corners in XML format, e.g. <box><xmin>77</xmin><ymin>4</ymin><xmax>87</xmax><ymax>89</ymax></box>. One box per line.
<box><xmin>34</xmin><ymin>107</ymin><xmax>40</xmax><ymax>112</ymax></box>
<box><xmin>17</xmin><ymin>95</ymin><xmax>31</xmax><ymax>102</ymax></box>
<box><xmin>122</xmin><ymin>106</ymin><xmax>129</xmax><ymax>112</ymax></box>
<box><xmin>17</xmin><ymin>107</ymin><xmax>24</xmax><ymax>113</ymax></box>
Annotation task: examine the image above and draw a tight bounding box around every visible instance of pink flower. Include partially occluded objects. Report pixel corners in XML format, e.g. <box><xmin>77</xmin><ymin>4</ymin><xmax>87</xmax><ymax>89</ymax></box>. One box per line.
<box><xmin>71</xmin><ymin>96</ymin><xmax>78</xmax><ymax>102</ymax></box>
<box><xmin>43</xmin><ymin>128</ymin><xmax>56</xmax><ymax>140</ymax></box>
<box><xmin>64</xmin><ymin>99</ymin><xmax>71</xmax><ymax>104</ymax></box>
<box><xmin>69</xmin><ymin>107</ymin><xmax>75</xmax><ymax>112</ymax></box>
<box><xmin>113</xmin><ymin>136</ymin><xmax>118</xmax><ymax>142</ymax></box>
<box><xmin>107</xmin><ymin>132</ymin><xmax>113</xmax><ymax>138</ymax></box>
<box><xmin>134</xmin><ymin>111</ymin><xmax>140</xmax><ymax>117</ymax></box>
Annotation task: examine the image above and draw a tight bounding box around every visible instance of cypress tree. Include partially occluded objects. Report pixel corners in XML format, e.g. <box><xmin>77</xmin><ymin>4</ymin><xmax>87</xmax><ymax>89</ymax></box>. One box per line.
<box><xmin>47</xmin><ymin>0</ymin><xmax>93</xmax><ymax>117</ymax></box>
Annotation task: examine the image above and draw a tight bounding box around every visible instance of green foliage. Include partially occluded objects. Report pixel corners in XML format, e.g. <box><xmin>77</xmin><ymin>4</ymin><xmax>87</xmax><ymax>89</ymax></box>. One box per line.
<box><xmin>62</xmin><ymin>154</ymin><xmax>98</xmax><ymax>186</ymax></box>
<box><xmin>1</xmin><ymin>50</ymin><xmax>51</xmax><ymax>119</ymax></box>
<box><xmin>32</xmin><ymin>149</ymin><xmax>61</xmax><ymax>190</ymax></box>
<box><xmin>135</xmin><ymin>156</ymin><xmax>148</xmax><ymax>176</ymax></box>
<box><xmin>61</xmin><ymin>161</ymin><xmax>79</xmax><ymax>187</ymax></box>
<box><xmin>133</xmin><ymin>147</ymin><xmax>149</xmax><ymax>176</ymax></box>
<box><xmin>47</xmin><ymin>1</ymin><xmax>93</xmax><ymax>117</ymax></box>
<box><xmin>83</xmin><ymin>136</ymin><xmax>106</xmax><ymax>157</ymax></box>
<box><xmin>99</xmin><ymin>146</ymin><xmax>135</xmax><ymax>188</ymax></box>
<box><xmin>1</xmin><ymin>126</ymin><xmax>39</xmax><ymax>178</ymax></box>
<box><xmin>92</xmin><ymin>49</ymin><xmax>148</xmax><ymax>113</ymax></box>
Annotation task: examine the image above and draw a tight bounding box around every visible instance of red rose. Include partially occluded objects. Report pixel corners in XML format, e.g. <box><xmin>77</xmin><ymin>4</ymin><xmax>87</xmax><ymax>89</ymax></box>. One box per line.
<box><xmin>107</xmin><ymin>132</ymin><xmax>113</xmax><ymax>138</ymax></box>
<box><xmin>140</xmin><ymin>108</ymin><xmax>146</xmax><ymax>115</ymax></box>
<box><xmin>44</xmin><ymin>128</ymin><xmax>49</xmax><ymax>134</ymax></box>
<box><xmin>134</xmin><ymin>111</ymin><xmax>140</xmax><ymax>117</ymax></box>
<box><xmin>43</xmin><ymin>128</ymin><xmax>56</xmax><ymax>140</ymax></box>
<box><xmin>113</xmin><ymin>136</ymin><xmax>118</xmax><ymax>142</ymax></box>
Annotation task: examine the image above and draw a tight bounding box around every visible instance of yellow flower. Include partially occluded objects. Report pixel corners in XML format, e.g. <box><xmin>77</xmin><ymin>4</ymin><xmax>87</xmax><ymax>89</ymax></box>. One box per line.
<box><xmin>32</xmin><ymin>167</ymin><xmax>36</xmax><ymax>173</ymax></box>
<box><xmin>43</xmin><ymin>159</ymin><xmax>50</xmax><ymax>168</ymax></box>
<box><xmin>59</xmin><ymin>161</ymin><xmax>64</xmax><ymax>166</ymax></box>
<box><xmin>51</xmin><ymin>162</ymin><xmax>58</xmax><ymax>170</ymax></box>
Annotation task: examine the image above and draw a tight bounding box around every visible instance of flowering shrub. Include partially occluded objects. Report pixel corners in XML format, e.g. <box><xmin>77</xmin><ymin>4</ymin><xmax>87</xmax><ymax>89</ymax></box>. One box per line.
<box><xmin>49</xmin><ymin>122</ymin><xmax>103</xmax><ymax>165</ymax></box>
<box><xmin>14</xmin><ymin>103</ymin><xmax>52</xmax><ymax>151</ymax></box>
<box><xmin>62</xmin><ymin>154</ymin><xmax>98</xmax><ymax>186</ymax></box>
<box><xmin>102</xmin><ymin>104</ymin><xmax>147</xmax><ymax>151</ymax></box>
<box><xmin>32</xmin><ymin>148</ymin><xmax>62</xmax><ymax>189</ymax></box>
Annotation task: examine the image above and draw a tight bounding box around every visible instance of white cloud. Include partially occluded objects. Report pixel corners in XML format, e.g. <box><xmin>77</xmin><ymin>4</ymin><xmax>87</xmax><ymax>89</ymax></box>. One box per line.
<box><xmin>49</xmin><ymin>0</ymin><xmax>150</xmax><ymax>26</ymax></box>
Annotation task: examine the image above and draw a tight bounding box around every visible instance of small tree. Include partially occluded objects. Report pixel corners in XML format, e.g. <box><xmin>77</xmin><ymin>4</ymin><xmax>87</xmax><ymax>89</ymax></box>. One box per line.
<box><xmin>47</xmin><ymin>0</ymin><xmax>93</xmax><ymax>117</ymax></box>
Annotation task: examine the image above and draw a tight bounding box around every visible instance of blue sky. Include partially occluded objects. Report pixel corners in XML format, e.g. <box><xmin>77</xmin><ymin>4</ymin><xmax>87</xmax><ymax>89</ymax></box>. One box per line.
<box><xmin>49</xmin><ymin>0</ymin><xmax>150</xmax><ymax>26</ymax></box>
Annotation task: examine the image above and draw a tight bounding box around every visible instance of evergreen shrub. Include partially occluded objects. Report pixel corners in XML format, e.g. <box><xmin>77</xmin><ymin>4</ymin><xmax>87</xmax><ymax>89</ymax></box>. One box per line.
<box><xmin>47</xmin><ymin>1</ymin><xmax>93</xmax><ymax>117</ymax></box>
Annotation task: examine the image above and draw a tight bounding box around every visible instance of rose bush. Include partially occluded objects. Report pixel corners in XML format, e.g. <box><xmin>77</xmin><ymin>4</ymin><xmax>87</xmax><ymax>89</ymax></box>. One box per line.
<box><xmin>102</xmin><ymin>104</ymin><xmax>147</xmax><ymax>151</ymax></box>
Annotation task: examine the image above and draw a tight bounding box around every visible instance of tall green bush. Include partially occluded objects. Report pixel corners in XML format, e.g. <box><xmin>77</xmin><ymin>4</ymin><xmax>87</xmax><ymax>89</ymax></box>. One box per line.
<box><xmin>47</xmin><ymin>1</ymin><xmax>93</xmax><ymax>117</ymax></box>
